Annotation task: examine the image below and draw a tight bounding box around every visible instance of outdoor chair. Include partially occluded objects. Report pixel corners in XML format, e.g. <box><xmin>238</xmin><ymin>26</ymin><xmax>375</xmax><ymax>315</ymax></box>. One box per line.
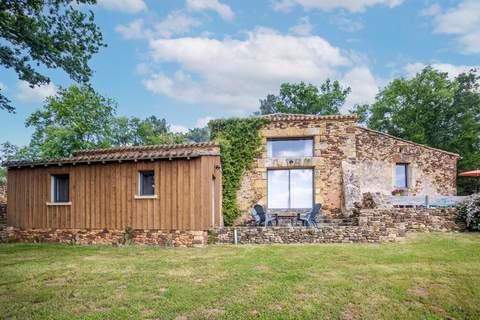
<box><xmin>297</xmin><ymin>203</ymin><xmax>321</xmax><ymax>227</ymax></box>
<box><xmin>250</xmin><ymin>207</ymin><xmax>261</xmax><ymax>225</ymax></box>
<box><xmin>253</xmin><ymin>204</ymin><xmax>278</xmax><ymax>227</ymax></box>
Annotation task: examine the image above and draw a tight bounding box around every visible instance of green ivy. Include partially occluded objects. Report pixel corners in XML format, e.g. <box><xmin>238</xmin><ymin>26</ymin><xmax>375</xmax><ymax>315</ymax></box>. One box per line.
<box><xmin>209</xmin><ymin>117</ymin><xmax>269</xmax><ymax>225</ymax></box>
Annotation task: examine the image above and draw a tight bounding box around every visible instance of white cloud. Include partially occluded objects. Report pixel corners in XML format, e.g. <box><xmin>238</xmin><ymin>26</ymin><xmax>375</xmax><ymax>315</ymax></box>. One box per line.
<box><xmin>97</xmin><ymin>0</ymin><xmax>147</xmax><ymax>13</ymax></box>
<box><xmin>155</xmin><ymin>11</ymin><xmax>202</xmax><ymax>38</ymax></box>
<box><xmin>115</xmin><ymin>19</ymin><xmax>147</xmax><ymax>39</ymax></box>
<box><xmin>116</xmin><ymin>12</ymin><xmax>201</xmax><ymax>40</ymax></box>
<box><xmin>186</xmin><ymin>0</ymin><xmax>234</xmax><ymax>21</ymax></box>
<box><xmin>427</xmin><ymin>1</ymin><xmax>480</xmax><ymax>54</ymax></box>
<box><xmin>195</xmin><ymin>116</ymin><xmax>215</xmax><ymax>128</ymax></box>
<box><xmin>140</xmin><ymin>27</ymin><xmax>383</xmax><ymax>113</ymax></box>
<box><xmin>342</xmin><ymin>67</ymin><xmax>379</xmax><ymax>111</ymax></box>
<box><xmin>15</xmin><ymin>81</ymin><xmax>57</xmax><ymax>103</ymax></box>
<box><xmin>272</xmin><ymin>0</ymin><xmax>403</xmax><ymax>13</ymax></box>
<box><xmin>330</xmin><ymin>13</ymin><xmax>363</xmax><ymax>32</ymax></box>
<box><xmin>289</xmin><ymin>17</ymin><xmax>313</xmax><ymax>36</ymax></box>
<box><xmin>169</xmin><ymin>124</ymin><xmax>189</xmax><ymax>134</ymax></box>
<box><xmin>404</xmin><ymin>63</ymin><xmax>479</xmax><ymax>78</ymax></box>
<box><xmin>0</xmin><ymin>82</ymin><xmax>5</xmax><ymax>91</ymax></box>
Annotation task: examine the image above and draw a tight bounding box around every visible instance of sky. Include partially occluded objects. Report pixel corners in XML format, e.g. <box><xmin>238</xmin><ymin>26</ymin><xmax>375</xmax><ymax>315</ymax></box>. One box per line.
<box><xmin>1</xmin><ymin>0</ymin><xmax>479</xmax><ymax>146</ymax></box>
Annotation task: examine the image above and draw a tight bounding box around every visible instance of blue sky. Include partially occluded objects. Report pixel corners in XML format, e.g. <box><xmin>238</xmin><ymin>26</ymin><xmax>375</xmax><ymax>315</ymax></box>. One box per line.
<box><xmin>1</xmin><ymin>0</ymin><xmax>479</xmax><ymax>146</ymax></box>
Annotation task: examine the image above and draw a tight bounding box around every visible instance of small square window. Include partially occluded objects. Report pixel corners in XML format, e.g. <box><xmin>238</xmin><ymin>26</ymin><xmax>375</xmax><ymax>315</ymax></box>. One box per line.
<box><xmin>139</xmin><ymin>171</ymin><xmax>155</xmax><ymax>196</ymax></box>
<box><xmin>51</xmin><ymin>174</ymin><xmax>70</xmax><ymax>203</ymax></box>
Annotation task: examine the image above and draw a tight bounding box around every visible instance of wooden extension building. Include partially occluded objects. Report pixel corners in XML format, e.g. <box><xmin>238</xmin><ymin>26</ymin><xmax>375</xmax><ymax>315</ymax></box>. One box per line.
<box><xmin>4</xmin><ymin>143</ymin><xmax>223</xmax><ymax>231</ymax></box>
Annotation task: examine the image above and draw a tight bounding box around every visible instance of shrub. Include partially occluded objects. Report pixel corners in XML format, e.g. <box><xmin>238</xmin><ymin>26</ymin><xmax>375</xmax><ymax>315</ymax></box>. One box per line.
<box><xmin>457</xmin><ymin>194</ymin><xmax>480</xmax><ymax>231</ymax></box>
<box><xmin>209</xmin><ymin>117</ymin><xmax>269</xmax><ymax>225</ymax></box>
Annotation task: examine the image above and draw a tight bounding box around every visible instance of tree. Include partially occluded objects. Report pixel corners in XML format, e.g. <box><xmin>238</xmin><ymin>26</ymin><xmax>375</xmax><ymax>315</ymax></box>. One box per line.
<box><xmin>25</xmin><ymin>85</ymin><xmax>116</xmax><ymax>158</ymax></box>
<box><xmin>184</xmin><ymin>127</ymin><xmax>210</xmax><ymax>143</ymax></box>
<box><xmin>0</xmin><ymin>0</ymin><xmax>105</xmax><ymax>112</ymax></box>
<box><xmin>257</xmin><ymin>80</ymin><xmax>351</xmax><ymax>115</ymax></box>
<box><xmin>0</xmin><ymin>167</ymin><xmax>6</xmax><ymax>186</ymax></box>
<box><xmin>111</xmin><ymin>116</ymin><xmax>186</xmax><ymax>146</ymax></box>
<box><xmin>1</xmin><ymin>85</ymin><xmax>189</xmax><ymax>161</ymax></box>
<box><xmin>363</xmin><ymin>67</ymin><xmax>480</xmax><ymax>194</ymax></box>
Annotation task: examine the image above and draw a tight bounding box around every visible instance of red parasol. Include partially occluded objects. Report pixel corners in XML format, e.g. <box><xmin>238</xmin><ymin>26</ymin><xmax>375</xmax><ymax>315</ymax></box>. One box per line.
<box><xmin>459</xmin><ymin>170</ymin><xmax>480</xmax><ymax>177</ymax></box>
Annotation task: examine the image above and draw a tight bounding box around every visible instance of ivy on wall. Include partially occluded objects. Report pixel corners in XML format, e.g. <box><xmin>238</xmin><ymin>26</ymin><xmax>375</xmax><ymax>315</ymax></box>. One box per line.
<box><xmin>209</xmin><ymin>117</ymin><xmax>269</xmax><ymax>225</ymax></box>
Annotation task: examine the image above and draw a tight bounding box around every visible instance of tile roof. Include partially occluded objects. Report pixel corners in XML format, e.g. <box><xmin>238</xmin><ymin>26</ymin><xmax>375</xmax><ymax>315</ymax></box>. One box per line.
<box><xmin>260</xmin><ymin>113</ymin><xmax>357</xmax><ymax>121</ymax></box>
<box><xmin>4</xmin><ymin>142</ymin><xmax>220</xmax><ymax>168</ymax></box>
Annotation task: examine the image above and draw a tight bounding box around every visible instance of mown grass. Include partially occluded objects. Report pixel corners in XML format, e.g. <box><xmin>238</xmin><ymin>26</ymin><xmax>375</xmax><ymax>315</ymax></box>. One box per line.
<box><xmin>0</xmin><ymin>233</ymin><xmax>479</xmax><ymax>319</ymax></box>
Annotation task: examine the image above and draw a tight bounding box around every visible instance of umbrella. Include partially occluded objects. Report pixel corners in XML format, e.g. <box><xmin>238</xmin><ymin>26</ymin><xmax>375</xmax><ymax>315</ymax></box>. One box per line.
<box><xmin>459</xmin><ymin>170</ymin><xmax>480</xmax><ymax>193</ymax></box>
<box><xmin>459</xmin><ymin>170</ymin><xmax>480</xmax><ymax>177</ymax></box>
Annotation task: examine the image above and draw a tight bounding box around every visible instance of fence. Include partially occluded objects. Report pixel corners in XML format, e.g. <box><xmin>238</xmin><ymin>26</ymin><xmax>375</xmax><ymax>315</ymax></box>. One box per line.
<box><xmin>389</xmin><ymin>195</ymin><xmax>471</xmax><ymax>208</ymax></box>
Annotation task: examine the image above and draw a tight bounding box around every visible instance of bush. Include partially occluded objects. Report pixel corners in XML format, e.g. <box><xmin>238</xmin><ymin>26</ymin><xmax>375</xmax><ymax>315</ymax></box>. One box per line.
<box><xmin>457</xmin><ymin>194</ymin><xmax>480</xmax><ymax>231</ymax></box>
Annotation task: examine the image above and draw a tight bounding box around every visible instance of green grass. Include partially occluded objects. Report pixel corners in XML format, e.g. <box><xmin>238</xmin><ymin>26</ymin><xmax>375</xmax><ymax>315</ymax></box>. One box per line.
<box><xmin>1</xmin><ymin>233</ymin><xmax>479</xmax><ymax>320</ymax></box>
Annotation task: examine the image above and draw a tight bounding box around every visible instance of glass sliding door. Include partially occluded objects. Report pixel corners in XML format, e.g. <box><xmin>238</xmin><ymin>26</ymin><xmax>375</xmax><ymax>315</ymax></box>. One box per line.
<box><xmin>267</xmin><ymin>169</ymin><xmax>313</xmax><ymax>209</ymax></box>
<box><xmin>267</xmin><ymin>170</ymin><xmax>290</xmax><ymax>209</ymax></box>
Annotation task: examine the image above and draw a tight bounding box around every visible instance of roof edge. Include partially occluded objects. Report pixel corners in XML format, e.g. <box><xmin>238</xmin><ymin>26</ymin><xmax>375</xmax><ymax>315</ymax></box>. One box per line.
<box><xmin>73</xmin><ymin>142</ymin><xmax>219</xmax><ymax>156</ymax></box>
<box><xmin>356</xmin><ymin>126</ymin><xmax>461</xmax><ymax>158</ymax></box>
<box><xmin>258</xmin><ymin>113</ymin><xmax>358</xmax><ymax>121</ymax></box>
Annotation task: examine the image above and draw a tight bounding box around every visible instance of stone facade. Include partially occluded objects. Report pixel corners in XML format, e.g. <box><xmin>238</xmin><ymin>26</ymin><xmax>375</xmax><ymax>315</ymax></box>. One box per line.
<box><xmin>354</xmin><ymin>127</ymin><xmax>458</xmax><ymax>197</ymax></box>
<box><xmin>236</xmin><ymin>114</ymin><xmax>459</xmax><ymax>223</ymax></box>
<box><xmin>209</xmin><ymin>208</ymin><xmax>460</xmax><ymax>245</ymax></box>
<box><xmin>0</xmin><ymin>228</ymin><xmax>207</xmax><ymax>247</ymax></box>
<box><xmin>0</xmin><ymin>186</ymin><xmax>6</xmax><ymax>228</ymax></box>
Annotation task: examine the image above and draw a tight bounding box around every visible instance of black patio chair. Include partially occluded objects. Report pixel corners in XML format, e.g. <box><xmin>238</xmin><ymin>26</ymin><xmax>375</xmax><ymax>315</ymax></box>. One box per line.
<box><xmin>253</xmin><ymin>204</ymin><xmax>278</xmax><ymax>227</ymax></box>
<box><xmin>297</xmin><ymin>203</ymin><xmax>321</xmax><ymax>227</ymax></box>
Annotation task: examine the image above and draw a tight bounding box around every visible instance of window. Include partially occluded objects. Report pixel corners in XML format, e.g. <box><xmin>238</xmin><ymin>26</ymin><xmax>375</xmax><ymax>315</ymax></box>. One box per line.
<box><xmin>395</xmin><ymin>163</ymin><xmax>408</xmax><ymax>188</ymax></box>
<box><xmin>51</xmin><ymin>174</ymin><xmax>70</xmax><ymax>203</ymax></box>
<box><xmin>267</xmin><ymin>138</ymin><xmax>313</xmax><ymax>158</ymax></box>
<box><xmin>267</xmin><ymin>169</ymin><xmax>313</xmax><ymax>209</ymax></box>
<box><xmin>139</xmin><ymin>171</ymin><xmax>155</xmax><ymax>196</ymax></box>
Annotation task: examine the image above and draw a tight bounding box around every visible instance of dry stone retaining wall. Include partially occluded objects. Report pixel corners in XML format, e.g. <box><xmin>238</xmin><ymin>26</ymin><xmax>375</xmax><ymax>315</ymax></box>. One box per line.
<box><xmin>209</xmin><ymin>208</ymin><xmax>460</xmax><ymax>244</ymax></box>
<box><xmin>0</xmin><ymin>228</ymin><xmax>207</xmax><ymax>247</ymax></box>
<box><xmin>0</xmin><ymin>208</ymin><xmax>460</xmax><ymax>246</ymax></box>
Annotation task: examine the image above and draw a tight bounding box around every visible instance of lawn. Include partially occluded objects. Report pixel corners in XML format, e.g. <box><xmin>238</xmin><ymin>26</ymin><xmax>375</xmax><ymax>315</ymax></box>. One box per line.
<box><xmin>0</xmin><ymin>233</ymin><xmax>479</xmax><ymax>320</ymax></box>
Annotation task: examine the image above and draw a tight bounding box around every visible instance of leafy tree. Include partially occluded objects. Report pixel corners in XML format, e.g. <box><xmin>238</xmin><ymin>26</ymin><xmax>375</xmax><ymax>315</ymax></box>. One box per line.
<box><xmin>0</xmin><ymin>167</ymin><xmax>6</xmax><ymax>186</ymax></box>
<box><xmin>362</xmin><ymin>67</ymin><xmax>480</xmax><ymax>195</ymax></box>
<box><xmin>257</xmin><ymin>80</ymin><xmax>351</xmax><ymax>115</ymax></box>
<box><xmin>0</xmin><ymin>0</ymin><xmax>105</xmax><ymax>112</ymax></box>
<box><xmin>112</xmin><ymin>116</ymin><xmax>185</xmax><ymax>146</ymax></box>
<box><xmin>0</xmin><ymin>141</ymin><xmax>39</xmax><ymax>161</ymax></box>
<box><xmin>184</xmin><ymin>127</ymin><xmax>210</xmax><ymax>143</ymax></box>
<box><xmin>25</xmin><ymin>85</ymin><xmax>116</xmax><ymax>158</ymax></box>
<box><xmin>1</xmin><ymin>85</ymin><xmax>188</xmax><ymax>160</ymax></box>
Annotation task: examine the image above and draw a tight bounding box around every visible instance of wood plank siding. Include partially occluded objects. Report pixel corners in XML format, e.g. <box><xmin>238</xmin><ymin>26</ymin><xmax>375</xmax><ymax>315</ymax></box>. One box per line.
<box><xmin>7</xmin><ymin>156</ymin><xmax>222</xmax><ymax>230</ymax></box>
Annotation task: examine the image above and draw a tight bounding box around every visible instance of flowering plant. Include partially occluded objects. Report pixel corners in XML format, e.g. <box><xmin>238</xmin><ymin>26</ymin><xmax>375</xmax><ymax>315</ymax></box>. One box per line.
<box><xmin>391</xmin><ymin>188</ymin><xmax>407</xmax><ymax>196</ymax></box>
<box><xmin>457</xmin><ymin>194</ymin><xmax>480</xmax><ymax>231</ymax></box>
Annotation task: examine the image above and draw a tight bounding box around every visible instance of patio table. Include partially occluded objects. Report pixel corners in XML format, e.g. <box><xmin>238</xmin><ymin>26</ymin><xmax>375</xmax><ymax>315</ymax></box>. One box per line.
<box><xmin>275</xmin><ymin>213</ymin><xmax>298</xmax><ymax>226</ymax></box>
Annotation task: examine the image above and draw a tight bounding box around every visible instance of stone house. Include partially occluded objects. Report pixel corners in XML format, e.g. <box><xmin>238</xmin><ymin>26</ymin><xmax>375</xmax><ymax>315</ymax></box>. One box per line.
<box><xmin>237</xmin><ymin>113</ymin><xmax>459</xmax><ymax>222</ymax></box>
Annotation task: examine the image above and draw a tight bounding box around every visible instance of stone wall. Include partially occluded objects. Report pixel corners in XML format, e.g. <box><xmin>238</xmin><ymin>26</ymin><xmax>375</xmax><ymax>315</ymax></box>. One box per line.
<box><xmin>358</xmin><ymin>208</ymin><xmax>459</xmax><ymax>232</ymax></box>
<box><xmin>355</xmin><ymin>127</ymin><xmax>458</xmax><ymax>197</ymax></box>
<box><xmin>237</xmin><ymin>117</ymin><xmax>357</xmax><ymax>222</ymax></box>
<box><xmin>0</xmin><ymin>186</ymin><xmax>6</xmax><ymax>227</ymax></box>
<box><xmin>209</xmin><ymin>208</ymin><xmax>459</xmax><ymax>244</ymax></box>
<box><xmin>0</xmin><ymin>228</ymin><xmax>207</xmax><ymax>247</ymax></box>
<box><xmin>236</xmin><ymin>116</ymin><xmax>459</xmax><ymax>223</ymax></box>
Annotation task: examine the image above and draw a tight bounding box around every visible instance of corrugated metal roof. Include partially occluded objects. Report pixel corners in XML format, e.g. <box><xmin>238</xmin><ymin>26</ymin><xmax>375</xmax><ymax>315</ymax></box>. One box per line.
<box><xmin>4</xmin><ymin>142</ymin><xmax>221</xmax><ymax>168</ymax></box>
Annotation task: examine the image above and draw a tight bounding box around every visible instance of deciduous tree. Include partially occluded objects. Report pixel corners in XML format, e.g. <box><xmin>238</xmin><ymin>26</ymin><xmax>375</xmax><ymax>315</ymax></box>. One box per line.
<box><xmin>0</xmin><ymin>0</ymin><xmax>105</xmax><ymax>112</ymax></box>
